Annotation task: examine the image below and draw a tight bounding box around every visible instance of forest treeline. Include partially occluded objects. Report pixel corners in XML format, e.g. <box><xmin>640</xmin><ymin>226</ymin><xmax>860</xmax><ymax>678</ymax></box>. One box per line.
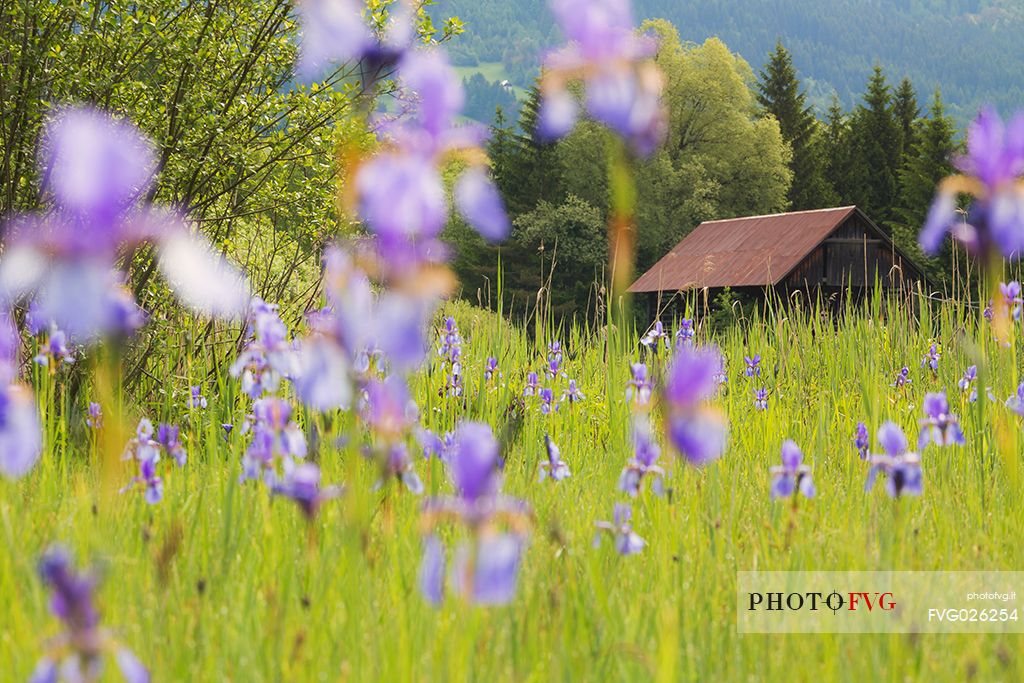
<box><xmin>445</xmin><ymin>22</ymin><xmax>964</xmax><ymax>321</ymax></box>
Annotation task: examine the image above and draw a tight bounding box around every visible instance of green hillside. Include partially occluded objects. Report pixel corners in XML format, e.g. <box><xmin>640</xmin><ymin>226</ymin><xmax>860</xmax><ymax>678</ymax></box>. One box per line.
<box><xmin>439</xmin><ymin>0</ymin><xmax>1024</xmax><ymax>123</ymax></box>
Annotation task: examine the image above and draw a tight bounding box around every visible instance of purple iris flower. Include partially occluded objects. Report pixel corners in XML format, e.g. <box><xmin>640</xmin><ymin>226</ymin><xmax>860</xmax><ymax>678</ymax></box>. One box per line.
<box><xmin>295</xmin><ymin>0</ymin><xmax>375</xmax><ymax>79</ymax></box>
<box><xmin>563</xmin><ymin>379</ymin><xmax>585</xmax><ymax>404</ymax></box>
<box><xmin>770</xmin><ymin>440</ymin><xmax>815</xmax><ymax>500</ymax></box>
<box><xmin>292</xmin><ymin>248</ymin><xmax>432</xmax><ymax>412</ymax></box>
<box><xmin>362</xmin><ymin>375</ymin><xmax>418</xmax><ymax>439</ymax></box>
<box><xmin>959</xmin><ymin>365</ymin><xmax>978</xmax><ymax>402</ymax></box>
<box><xmin>640</xmin><ymin>320</ymin><xmax>669</xmax><ymax>349</ymax></box>
<box><xmin>539</xmin><ymin>387</ymin><xmax>559</xmax><ymax>414</ymax></box>
<box><xmin>438</xmin><ymin>316</ymin><xmax>461</xmax><ymax>362</ymax></box>
<box><xmin>918</xmin><ymin>392</ymin><xmax>965</xmax><ymax>449</ymax></box>
<box><xmin>455</xmin><ymin>169</ymin><xmax>512</xmax><ymax>241</ymax></box>
<box><xmin>187</xmin><ymin>386</ymin><xmax>207</xmax><ymax>410</ymax></box>
<box><xmin>1000</xmin><ymin>281</ymin><xmax>1023</xmax><ymax>320</ymax></box>
<box><xmin>1006</xmin><ymin>382</ymin><xmax>1024</xmax><ymax>416</ymax></box>
<box><xmin>595</xmin><ymin>503</ymin><xmax>645</xmax><ymax>555</ymax></box>
<box><xmin>33</xmin><ymin>546</ymin><xmax>150</xmax><ymax>683</ymax></box>
<box><xmin>866</xmin><ymin>422</ymin><xmax>923</xmax><ymax>498</ymax></box>
<box><xmin>484</xmin><ymin>356</ymin><xmax>499</xmax><ymax>382</ymax></box>
<box><xmin>675</xmin><ymin>319</ymin><xmax>694</xmax><ymax>348</ymax></box>
<box><xmin>229</xmin><ymin>298</ymin><xmax>298</xmax><ymax>399</ymax></box>
<box><xmin>418</xmin><ymin>422</ymin><xmax>530</xmax><ymax>606</ymax></box>
<box><xmin>271</xmin><ymin>463</ymin><xmax>343</xmax><ymax>520</ymax></box>
<box><xmin>546</xmin><ymin>340</ymin><xmax>565</xmax><ymax>378</ymax></box>
<box><xmin>0</xmin><ymin>108</ymin><xmax>248</xmax><ymax>342</ymax></box>
<box><xmin>121</xmin><ymin>419</ymin><xmax>186</xmax><ymax>503</ymax></box>
<box><xmin>854</xmin><ymin>422</ymin><xmax>870</xmax><ymax>460</ymax></box>
<box><xmin>221</xmin><ymin>423</ymin><xmax>233</xmax><ymax>440</ymax></box>
<box><xmin>921</xmin><ymin>343</ymin><xmax>941</xmax><ymax>373</ymax></box>
<box><xmin>891</xmin><ymin>366</ymin><xmax>912</xmax><ymax>389</ymax></box>
<box><xmin>744</xmin><ymin>354</ymin><xmax>762</xmax><ymax>378</ymax></box>
<box><xmin>626</xmin><ymin>362</ymin><xmax>653</xmax><ymax>406</ymax></box>
<box><xmin>539</xmin><ymin>0</ymin><xmax>667</xmax><ymax>156</ymax></box>
<box><xmin>350</xmin><ymin>48</ymin><xmax>509</xmax><ymax>272</ymax></box>
<box><xmin>86</xmin><ymin>402</ymin><xmax>103</xmax><ymax>430</ymax></box>
<box><xmin>446</xmin><ymin>367</ymin><xmax>464</xmax><ymax>398</ymax></box>
<box><xmin>663</xmin><ymin>345</ymin><xmax>728</xmax><ymax>466</ymax></box>
<box><xmin>618</xmin><ymin>417</ymin><xmax>665</xmax><ymax>497</ymax></box>
<box><xmin>449</xmin><ymin>422</ymin><xmax>501</xmax><ymax>503</ymax></box>
<box><xmin>0</xmin><ymin>384</ymin><xmax>43</xmax><ymax>478</ymax></box>
<box><xmin>373</xmin><ymin>442</ymin><xmax>424</xmax><ymax>495</ymax></box>
<box><xmin>523</xmin><ymin>371</ymin><xmax>541</xmax><ymax>397</ymax></box>
<box><xmin>538</xmin><ymin>434</ymin><xmax>571</xmax><ymax>482</ymax></box>
<box><xmin>239</xmin><ymin>398</ymin><xmax>307</xmax><ymax>485</ymax></box>
<box><xmin>919</xmin><ymin>107</ymin><xmax>1024</xmax><ymax>258</ymax></box>
<box><xmin>156</xmin><ymin>424</ymin><xmax>187</xmax><ymax>467</ymax></box>
<box><xmin>984</xmin><ymin>300</ymin><xmax>994</xmax><ymax>321</ymax></box>
<box><xmin>417</xmin><ymin>427</ymin><xmax>454</xmax><ymax>463</ymax></box>
<box><xmin>33</xmin><ymin>325</ymin><xmax>74</xmax><ymax>367</ymax></box>
<box><xmin>753</xmin><ymin>387</ymin><xmax>769</xmax><ymax>411</ymax></box>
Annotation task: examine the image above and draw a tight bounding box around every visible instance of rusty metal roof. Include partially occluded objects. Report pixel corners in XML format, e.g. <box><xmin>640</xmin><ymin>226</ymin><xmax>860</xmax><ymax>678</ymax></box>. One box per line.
<box><xmin>628</xmin><ymin>206</ymin><xmax>859</xmax><ymax>292</ymax></box>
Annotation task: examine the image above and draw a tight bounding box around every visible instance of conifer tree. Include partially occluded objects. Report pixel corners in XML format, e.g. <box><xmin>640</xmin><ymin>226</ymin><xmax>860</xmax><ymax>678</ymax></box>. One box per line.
<box><xmin>848</xmin><ymin>66</ymin><xmax>902</xmax><ymax>223</ymax></box>
<box><xmin>756</xmin><ymin>41</ymin><xmax>836</xmax><ymax>210</ymax></box>
<box><xmin>892</xmin><ymin>77</ymin><xmax>920</xmax><ymax>161</ymax></box>
<box><xmin>890</xmin><ymin>89</ymin><xmax>958</xmax><ymax>281</ymax></box>
<box><xmin>823</xmin><ymin>94</ymin><xmax>854</xmax><ymax>206</ymax></box>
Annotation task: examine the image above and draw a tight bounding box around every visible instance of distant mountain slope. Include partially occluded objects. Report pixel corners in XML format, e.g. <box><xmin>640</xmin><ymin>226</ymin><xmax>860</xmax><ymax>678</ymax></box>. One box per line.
<box><xmin>439</xmin><ymin>0</ymin><xmax>1024</xmax><ymax>123</ymax></box>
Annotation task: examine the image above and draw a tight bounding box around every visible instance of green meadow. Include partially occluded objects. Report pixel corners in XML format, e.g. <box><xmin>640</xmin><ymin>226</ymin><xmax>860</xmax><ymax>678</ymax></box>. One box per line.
<box><xmin>3</xmin><ymin>290</ymin><xmax>1023</xmax><ymax>681</ymax></box>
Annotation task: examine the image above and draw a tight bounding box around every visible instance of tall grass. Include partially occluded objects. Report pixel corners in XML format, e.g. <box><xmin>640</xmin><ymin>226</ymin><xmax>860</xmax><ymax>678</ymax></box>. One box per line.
<box><xmin>2</xmin><ymin>286</ymin><xmax>1022</xmax><ymax>681</ymax></box>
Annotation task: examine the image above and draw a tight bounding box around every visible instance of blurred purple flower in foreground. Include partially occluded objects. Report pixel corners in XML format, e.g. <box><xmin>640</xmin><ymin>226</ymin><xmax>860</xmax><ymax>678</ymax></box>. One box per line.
<box><xmin>854</xmin><ymin>422</ymin><xmax>870</xmax><ymax>460</ymax></box>
<box><xmin>353</xmin><ymin>47</ymin><xmax>509</xmax><ymax>270</ymax></box>
<box><xmin>293</xmin><ymin>247</ymin><xmax>433</xmax><ymax>413</ymax></box>
<box><xmin>271</xmin><ymin>462</ymin><xmax>343</xmax><ymax>520</ymax></box>
<box><xmin>595</xmin><ymin>503</ymin><xmax>645</xmax><ymax>555</ymax></box>
<box><xmin>1006</xmin><ymin>382</ymin><xmax>1024</xmax><ymax>417</ymax></box>
<box><xmin>538</xmin><ymin>434</ymin><xmax>571</xmax><ymax>482</ymax></box>
<box><xmin>918</xmin><ymin>392</ymin><xmax>965</xmax><ymax>449</ymax></box>
<box><xmin>0</xmin><ymin>311</ymin><xmax>42</xmax><ymax>479</ymax></box>
<box><xmin>618</xmin><ymin>417</ymin><xmax>664</xmax><ymax>497</ymax></box>
<box><xmin>32</xmin><ymin>546</ymin><xmax>149</xmax><ymax>683</ymax></box>
<box><xmin>0</xmin><ymin>107</ymin><xmax>248</xmax><ymax>342</ymax></box>
<box><xmin>539</xmin><ymin>0</ymin><xmax>667</xmax><ymax>156</ymax></box>
<box><xmin>419</xmin><ymin>422</ymin><xmax>531</xmax><ymax>606</ymax></box>
<box><xmin>663</xmin><ymin>344</ymin><xmax>728</xmax><ymax>466</ymax></box>
<box><xmin>866</xmin><ymin>422</ymin><xmax>923</xmax><ymax>498</ymax></box>
<box><xmin>770</xmin><ymin>440</ymin><xmax>815</xmax><ymax>500</ymax></box>
<box><xmin>0</xmin><ymin>383</ymin><xmax>43</xmax><ymax>479</ymax></box>
<box><xmin>919</xmin><ymin>107</ymin><xmax>1024</xmax><ymax>258</ymax></box>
